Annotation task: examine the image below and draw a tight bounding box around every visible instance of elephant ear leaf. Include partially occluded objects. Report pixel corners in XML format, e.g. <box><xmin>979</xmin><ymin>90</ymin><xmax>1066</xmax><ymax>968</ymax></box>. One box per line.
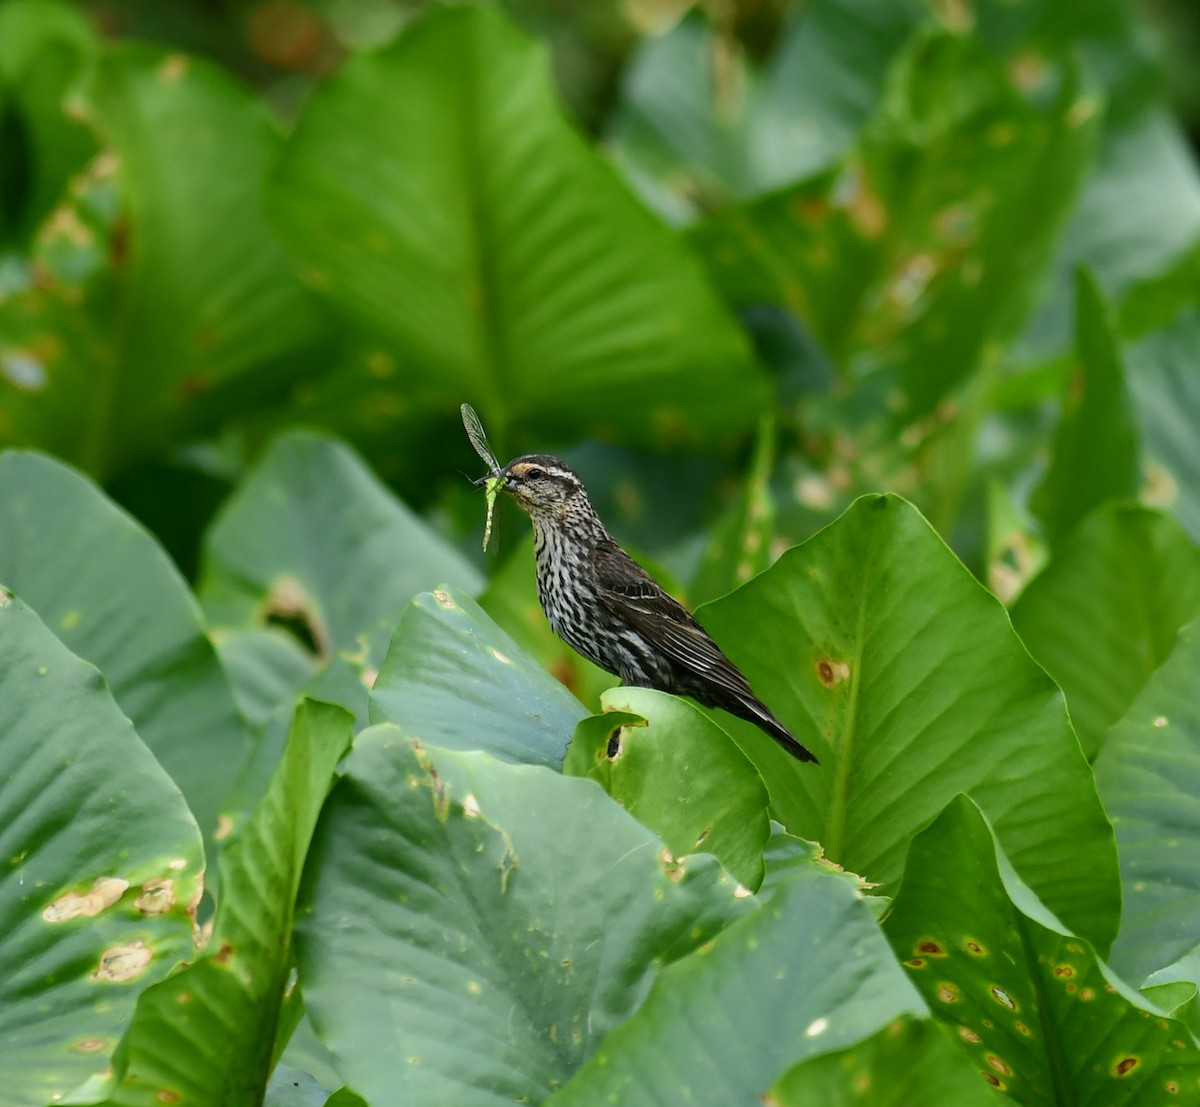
<box><xmin>0</xmin><ymin>590</ymin><xmax>204</xmax><ymax>1106</ymax></box>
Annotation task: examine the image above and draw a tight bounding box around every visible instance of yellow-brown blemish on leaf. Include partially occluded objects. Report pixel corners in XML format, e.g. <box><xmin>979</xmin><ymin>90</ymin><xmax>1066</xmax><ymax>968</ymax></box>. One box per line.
<box><xmin>214</xmin><ymin>814</ymin><xmax>235</xmax><ymax>841</ymax></box>
<box><xmin>1079</xmin><ymin>987</ymin><xmax>1096</xmax><ymax>1001</ymax></box>
<box><xmin>905</xmin><ymin>958</ymin><xmax>926</xmax><ymax>969</ymax></box>
<box><xmin>1015</xmin><ymin>1022</ymin><xmax>1031</xmax><ymax>1036</ymax></box>
<box><xmin>917</xmin><ymin>939</ymin><xmax>946</xmax><ymax>957</ymax></box>
<box><xmin>264</xmin><ymin>576</ymin><xmax>330</xmax><ymax>661</ymax></box>
<box><xmin>93</xmin><ymin>942</ymin><xmax>151</xmax><ymax>982</ymax></box>
<box><xmin>1113</xmin><ymin>1057</ymin><xmax>1139</xmax><ymax>1077</ymax></box>
<box><xmin>135</xmin><ymin>879</ymin><xmax>175</xmax><ymax>915</ymax></box>
<box><xmin>212</xmin><ymin>942</ymin><xmax>234</xmax><ymax>966</ymax></box>
<box><xmin>155</xmin><ymin>1091</ymin><xmax>181</xmax><ymax>1105</ymax></box>
<box><xmin>982</xmin><ymin>1072</ymin><xmax>1003</xmax><ymax>1088</ymax></box>
<box><xmin>43</xmin><ymin>877</ymin><xmax>129</xmax><ymax>922</ymax></box>
<box><xmin>157</xmin><ymin>54</ymin><xmax>189</xmax><ymax>83</ymax></box>
<box><xmin>1008</xmin><ymin>51</ymin><xmax>1047</xmax><ymax>91</ymax></box>
<box><xmin>986</xmin><ymin>1055</ymin><xmax>1012</xmax><ymax>1076</ymax></box>
<box><xmin>959</xmin><ymin>1026</ymin><xmax>981</xmax><ymax>1044</ymax></box>
<box><xmin>965</xmin><ymin>940</ymin><xmax>987</xmax><ymax>955</ymax></box>
<box><xmin>659</xmin><ymin>849</ymin><xmax>687</xmax><ymax>884</ymax></box>
<box><xmin>71</xmin><ymin>1038</ymin><xmax>110</xmax><ymax>1054</ymax></box>
<box><xmin>815</xmin><ymin>658</ymin><xmax>851</xmax><ymax>687</ymax></box>
<box><xmin>843</xmin><ymin>166</ymin><xmax>887</xmax><ymax>238</ymax></box>
<box><xmin>1053</xmin><ymin>964</ymin><xmax>1075</xmax><ymax>978</ymax></box>
<box><xmin>990</xmin><ymin>985</ymin><xmax>1017</xmax><ymax>1010</ymax></box>
<box><xmin>936</xmin><ymin>983</ymin><xmax>958</xmax><ymax>1003</ymax></box>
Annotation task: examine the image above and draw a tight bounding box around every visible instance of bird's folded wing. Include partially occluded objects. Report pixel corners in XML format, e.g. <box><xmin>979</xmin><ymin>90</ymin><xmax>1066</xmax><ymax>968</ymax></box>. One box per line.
<box><xmin>592</xmin><ymin>542</ymin><xmax>759</xmax><ymax>702</ymax></box>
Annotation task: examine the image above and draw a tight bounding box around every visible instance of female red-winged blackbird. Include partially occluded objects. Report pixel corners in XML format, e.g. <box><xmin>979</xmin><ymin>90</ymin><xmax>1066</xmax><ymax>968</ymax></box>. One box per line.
<box><xmin>478</xmin><ymin>454</ymin><xmax>818</xmax><ymax>764</ymax></box>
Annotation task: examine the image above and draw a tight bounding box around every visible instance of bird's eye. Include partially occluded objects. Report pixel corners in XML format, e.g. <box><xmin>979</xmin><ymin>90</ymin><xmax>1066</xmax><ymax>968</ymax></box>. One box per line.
<box><xmin>526</xmin><ymin>467</ymin><xmax>545</xmax><ymax>480</ymax></box>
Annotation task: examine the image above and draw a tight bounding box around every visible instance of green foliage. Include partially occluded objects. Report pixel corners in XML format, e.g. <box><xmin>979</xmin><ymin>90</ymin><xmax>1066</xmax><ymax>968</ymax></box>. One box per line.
<box><xmin>297</xmin><ymin>726</ymin><xmax>750</xmax><ymax>1106</ymax></box>
<box><xmin>0</xmin><ymin>592</ymin><xmax>203</xmax><ymax>1106</ymax></box>
<box><xmin>271</xmin><ymin>4</ymin><xmax>764</xmax><ymax>456</ymax></box>
<box><xmin>3</xmin><ymin>0</ymin><xmax>1200</xmax><ymax>1103</ymax></box>
<box><xmin>700</xmin><ymin>494</ymin><xmax>1120</xmax><ymax>951</ymax></box>
<box><xmin>1096</xmin><ymin>622</ymin><xmax>1200</xmax><ymax>983</ymax></box>
<box><xmin>100</xmin><ymin>701</ymin><xmax>353</xmax><ymax>1107</ymax></box>
<box><xmin>885</xmin><ymin>795</ymin><xmax>1200</xmax><ymax>1104</ymax></box>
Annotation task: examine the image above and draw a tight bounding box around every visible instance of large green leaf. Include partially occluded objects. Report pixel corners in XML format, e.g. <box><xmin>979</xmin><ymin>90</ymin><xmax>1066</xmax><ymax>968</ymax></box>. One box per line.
<box><xmin>271</xmin><ymin>3</ymin><xmax>765</xmax><ymax>451</ymax></box>
<box><xmin>769</xmin><ymin>1015</ymin><xmax>1003</xmax><ymax>1107</ymax></box>
<box><xmin>1018</xmin><ymin>107</ymin><xmax>1200</xmax><ymax>365</ymax></box>
<box><xmin>1095</xmin><ymin>622</ymin><xmax>1200</xmax><ymax>984</ymax></box>
<box><xmin>1128</xmin><ymin>312</ymin><xmax>1200</xmax><ymax>546</ymax></box>
<box><xmin>884</xmin><ymin>795</ymin><xmax>1200</xmax><ymax>1107</ymax></box>
<box><xmin>699</xmin><ymin>494</ymin><xmax>1120</xmax><ymax>952</ymax></box>
<box><xmin>691</xmin><ymin>30</ymin><xmax>1097</xmax><ymax>415</ymax></box>
<box><xmin>201</xmin><ymin>429</ymin><xmax>484</xmax><ymax>726</ymax></box>
<box><xmin>0</xmin><ymin>451</ymin><xmax>247</xmax><ymax>841</ymax></box>
<box><xmin>370</xmin><ymin>588</ymin><xmax>587</xmax><ymax>769</ymax></box>
<box><xmin>0</xmin><ymin>0</ymin><xmax>96</xmax><ymax>245</ymax></box>
<box><xmin>1031</xmin><ymin>269</ymin><xmax>1140</xmax><ymax>545</ymax></box>
<box><xmin>0</xmin><ymin>591</ymin><xmax>203</xmax><ymax>1107</ymax></box>
<box><xmin>0</xmin><ymin>39</ymin><xmax>325</xmax><ymax>476</ymax></box>
<box><xmin>549</xmin><ymin>866</ymin><xmax>924</xmax><ymax>1106</ymax></box>
<box><xmin>606</xmin><ymin>2</ymin><xmax>923</xmax><ymax>221</ymax></box>
<box><xmin>1011</xmin><ymin>505</ymin><xmax>1200</xmax><ymax>759</ymax></box>
<box><xmin>565</xmin><ymin>687</ymin><xmax>771</xmax><ymax>890</ymax></box>
<box><xmin>99</xmin><ymin>700</ymin><xmax>353</xmax><ymax>1107</ymax></box>
<box><xmin>296</xmin><ymin>726</ymin><xmax>750</xmax><ymax>1106</ymax></box>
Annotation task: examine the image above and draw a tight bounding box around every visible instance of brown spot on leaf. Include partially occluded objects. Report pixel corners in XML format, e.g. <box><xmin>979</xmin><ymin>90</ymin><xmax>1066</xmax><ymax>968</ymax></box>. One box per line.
<box><xmin>93</xmin><ymin>942</ymin><xmax>151</xmax><ymax>982</ymax></box>
<box><xmin>71</xmin><ymin>1038</ymin><xmax>110</xmax><ymax>1053</ymax></box>
<box><xmin>986</xmin><ymin>1055</ymin><xmax>1012</xmax><ymax>1076</ymax></box>
<box><xmin>965</xmin><ymin>940</ymin><xmax>986</xmax><ymax>955</ymax></box>
<box><xmin>936</xmin><ymin>983</ymin><xmax>958</xmax><ymax>1003</ymax></box>
<box><xmin>917</xmin><ymin>940</ymin><xmax>946</xmax><ymax>956</ymax></box>
<box><xmin>1114</xmin><ymin>1057</ymin><xmax>1139</xmax><ymax>1077</ymax></box>
<box><xmin>1053</xmin><ymin>964</ymin><xmax>1075</xmax><ymax>978</ymax></box>
<box><xmin>982</xmin><ymin>1072</ymin><xmax>1002</xmax><ymax>1088</ymax></box>
<box><xmin>212</xmin><ymin>942</ymin><xmax>234</xmax><ymax>965</ymax></box>
<box><xmin>135</xmin><ymin>879</ymin><xmax>175</xmax><ymax>915</ymax></box>
<box><xmin>959</xmin><ymin>1026</ymin><xmax>981</xmax><ymax>1044</ymax></box>
<box><xmin>815</xmin><ymin>658</ymin><xmax>851</xmax><ymax>687</ymax></box>
<box><xmin>156</xmin><ymin>1092</ymin><xmax>181</xmax><ymax>1105</ymax></box>
<box><xmin>44</xmin><ymin>877</ymin><xmax>129</xmax><ymax>922</ymax></box>
<box><xmin>659</xmin><ymin>849</ymin><xmax>687</xmax><ymax>884</ymax></box>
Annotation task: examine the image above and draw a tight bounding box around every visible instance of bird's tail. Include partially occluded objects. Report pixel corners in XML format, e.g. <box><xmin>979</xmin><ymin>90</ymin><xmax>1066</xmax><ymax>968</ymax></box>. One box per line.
<box><xmin>732</xmin><ymin>697</ymin><xmax>819</xmax><ymax>764</ymax></box>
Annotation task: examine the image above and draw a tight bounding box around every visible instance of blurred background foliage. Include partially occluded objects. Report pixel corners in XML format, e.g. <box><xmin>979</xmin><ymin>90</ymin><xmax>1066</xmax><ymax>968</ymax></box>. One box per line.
<box><xmin>2</xmin><ymin>0</ymin><xmax>1199</xmax><ymax>605</ymax></box>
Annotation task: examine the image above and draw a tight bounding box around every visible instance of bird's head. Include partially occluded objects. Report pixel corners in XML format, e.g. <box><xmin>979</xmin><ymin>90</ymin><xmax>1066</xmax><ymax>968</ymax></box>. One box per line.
<box><xmin>478</xmin><ymin>454</ymin><xmax>588</xmax><ymax>522</ymax></box>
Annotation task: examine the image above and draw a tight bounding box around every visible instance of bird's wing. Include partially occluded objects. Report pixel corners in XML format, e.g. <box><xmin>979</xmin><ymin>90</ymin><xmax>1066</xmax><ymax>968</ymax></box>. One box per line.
<box><xmin>591</xmin><ymin>539</ymin><xmax>759</xmax><ymax>701</ymax></box>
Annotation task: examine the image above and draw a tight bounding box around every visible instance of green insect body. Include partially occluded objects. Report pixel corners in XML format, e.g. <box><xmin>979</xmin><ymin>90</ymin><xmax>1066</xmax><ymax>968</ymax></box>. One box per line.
<box><xmin>461</xmin><ymin>403</ymin><xmax>502</xmax><ymax>551</ymax></box>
